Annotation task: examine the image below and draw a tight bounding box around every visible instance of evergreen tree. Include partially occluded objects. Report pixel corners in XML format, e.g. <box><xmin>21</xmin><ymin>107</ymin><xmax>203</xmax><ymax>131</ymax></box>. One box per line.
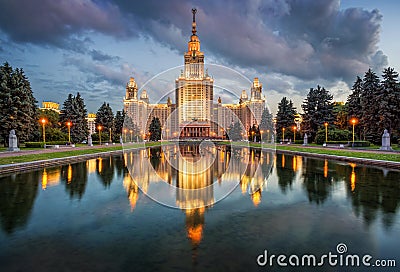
<box><xmin>227</xmin><ymin>121</ymin><xmax>243</xmax><ymax>141</ymax></box>
<box><xmin>0</xmin><ymin>63</ymin><xmax>38</xmax><ymax>146</ymax></box>
<box><xmin>38</xmin><ymin>109</ymin><xmax>67</xmax><ymax>141</ymax></box>
<box><xmin>148</xmin><ymin>117</ymin><xmax>161</xmax><ymax>141</ymax></box>
<box><xmin>113</xmin><ymin>110</ymin><xmax>125</xmax><ymax>142</ymax></box>
<box><xmin>276</xmin><ymin>97</ymin><xmax>296</xmax><ymax>141</ymax></box>
<box><xmin>347</xmin><ymin>76</ymin><xmax>363</xmax><ymax>120</ymax></box>
<box><xmin>73</xmin><ymin>92</ymin><xmax>88</xmax><ymax>142</ymax></box>
<box><xmin>123</xmin><ymin>115</ymin><xmax>141</xmax><ymax>141</ymax></box>
<box><xmin>378</xmin><ymin>67</ymin><xmax>400</xmax><ymax>137</ymax></box>
<box><xmin>114</xmin><ymin>110</ymin><xmax>125</xmax><ymax>135</ymax></box>
<box><xmin>360</xmin><ymin>69</ymin><xmax>381</xmax><ymax>143</ymax></box>
<box><xmin>301</xmin><ymin>85</ymin><xmax>334</xmax><ymax>142</ymax></box>
<box><xmin>333</xmin><ymin>103</ymin><xmax>348</xmax><ymax>130</ymax></box>
<box><xmin>259</xmin><ymin>107</ymin><xmax>274</xmax><ymax>142</ymax></box>
<box><xmin>59</xmin><ymin>92</ymin><xmax>88</xmax><ymax>143</ymax></box>
<box><xmin>346</xmin><ymin>76</ymin><xmax>363</xmax><ymax>138</ymax></box>
<box><xmin>248</xmin><ymin>124</ymin><xmax>261</xmax><ymax>142</ymax></box>
<box><xmin>95</xmin><ymin>102</ymin><xmax>114</xmax><ymax>138</ymax></box>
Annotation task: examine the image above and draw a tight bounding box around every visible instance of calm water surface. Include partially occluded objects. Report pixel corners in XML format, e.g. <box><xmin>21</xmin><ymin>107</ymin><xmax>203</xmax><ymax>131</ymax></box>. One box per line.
<box><xmin>0</xmin><ymin>144</ymin><xmax>399</xmax><ymax>272</ymax></box>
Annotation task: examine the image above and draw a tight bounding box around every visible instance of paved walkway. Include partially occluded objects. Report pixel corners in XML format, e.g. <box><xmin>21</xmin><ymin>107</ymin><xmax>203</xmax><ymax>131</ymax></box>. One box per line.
<box><xmin>1</xmin><ymin>143</ymin><xmax>398</xmax><ymax>158</ymax></box>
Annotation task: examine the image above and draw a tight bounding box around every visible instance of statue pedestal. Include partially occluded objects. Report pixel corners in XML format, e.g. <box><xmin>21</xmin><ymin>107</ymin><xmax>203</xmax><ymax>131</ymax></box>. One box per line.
<box><xmin>379</xmin><ymin>129</ymin><xmax>393</xmax><ymax>151</ymax></box>
<box><xmin>8</xmin><ymin>130</ymin><xmax>20</xmax><ymax>152</ymax></box>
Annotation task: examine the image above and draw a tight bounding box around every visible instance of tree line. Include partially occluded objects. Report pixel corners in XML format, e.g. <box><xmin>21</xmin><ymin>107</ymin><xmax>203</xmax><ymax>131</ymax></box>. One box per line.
<box><xmin>276</xmin><ymin>67</ymin><xmax>400</xmax><ymax>144</ymax></box>
<box><xmin>0</xmin><ymin>62</ymin><xmax>139</xmax><ymax>146</ymax></box>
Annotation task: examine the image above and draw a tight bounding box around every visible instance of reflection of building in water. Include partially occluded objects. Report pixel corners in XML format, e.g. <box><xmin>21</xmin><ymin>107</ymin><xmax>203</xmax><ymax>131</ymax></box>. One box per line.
<box><xmin>240</xmin><ymin>148</ymin><xmax>269</xmax><ymax>206</ymax></box>
<box><xmin>41</xmin><ymin>168</ymin><xmax>61</xmax><ymax>190</ymax></box>
<box><xmin>123</xmin><ymin>173</ymin><xmax>139</xmax><ymax>211</ymax></box>
<box><xmin>186</xmin><ymin>207</ymin><xmax>205</xmax><ymax>247</ymax></box>
<box><xmin>176</xmin><ymin>145</ymin><xmax>215</xmax><ymax>210</ymax></box>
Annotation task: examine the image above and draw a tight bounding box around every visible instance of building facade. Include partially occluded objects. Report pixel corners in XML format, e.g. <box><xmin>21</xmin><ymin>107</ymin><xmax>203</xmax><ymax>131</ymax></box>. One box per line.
<box><xmin>86</xmin><ymin>113</ymin><xmax>96</xmax><ymax>135</ymax></box>
<box><xmin>123</xmin><ymin>9</ymin><xmax>266</xmax><ymax>139</ymax></box>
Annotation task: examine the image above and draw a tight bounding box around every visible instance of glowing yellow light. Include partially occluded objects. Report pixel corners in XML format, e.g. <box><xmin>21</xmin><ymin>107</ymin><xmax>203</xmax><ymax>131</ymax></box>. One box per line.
<box><xmin>324</xmin><ymin>159</ymin><xmax>328</xmax><ymax>178</ymax></box>
<box><xmin>67</xmin><ymin>164</ymin><xmax>72</xmax><ymax>183</ymax></box>
<box><xmin>350</xmin><ymin>163</ymin><xmax>356</xmax><ymax>191</ymax></box>
<box><xmin>42</xmin><ymin>169</ymin><xmax>48</xmax><ymax>190</ymax></box>
<box><xmin>251</xmin><ymin>190</ymin><xmax>262</xmax><ymax>207</ymax></box>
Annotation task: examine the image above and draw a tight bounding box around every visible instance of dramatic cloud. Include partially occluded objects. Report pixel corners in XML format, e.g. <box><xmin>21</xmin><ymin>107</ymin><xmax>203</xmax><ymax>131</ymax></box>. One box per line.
<box><xmin>112</xmin><ymin>0</ymin><xmax>388</xmax><ymax>82</ymax></box>
<box><xmin>0</xmin><ymin>0</ymin><xmax>128</xmax><ymax>50</ymax></box>
<box><xmin>89</xmin><ymin>49</ymin><xmax>120</xmax><ymax>62</ymax></box>
<box><xmin>0</xmin><ymin>0</ymin><xmax>391</xmax><ymax>112</ymax></box>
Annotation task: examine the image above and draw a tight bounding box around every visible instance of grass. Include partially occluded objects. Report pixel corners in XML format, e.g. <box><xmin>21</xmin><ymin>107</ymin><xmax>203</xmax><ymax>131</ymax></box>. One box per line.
<box><xmin>1</xmin><ymin>140</ymin><xmax>398</xmax><ymax>165</ymax></box>
<box><xmin>0</xmin><ymin>146</ymin><xmax>123</xmax><ymax>165</ymax></box>
<box><xmin>215</xmin><ymin>141</ymin><xmax>400</xmax><ymax>162</ymax></box>
<box><xmin>275</xmin><ymin>145</ymin><xmax>400</xmax><ymax>162</ymax></box>
<box><xmin>0</xmin><ymin>141</ymin><xmax>167</xmax><ymax>165</ymax></box>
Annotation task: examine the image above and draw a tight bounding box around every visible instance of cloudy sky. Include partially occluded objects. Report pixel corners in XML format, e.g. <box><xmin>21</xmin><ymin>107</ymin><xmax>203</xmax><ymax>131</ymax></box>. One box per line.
<box><xmin>0</xmin><ymin>0</ymin><xmax>398</xmax><ymax>114</ymax></box>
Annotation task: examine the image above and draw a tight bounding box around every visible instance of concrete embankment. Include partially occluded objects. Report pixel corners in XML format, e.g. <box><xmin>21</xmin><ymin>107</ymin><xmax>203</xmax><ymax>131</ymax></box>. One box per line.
<box><xmin>0</xmin><ymin>150</ymin><xmax>123</xmax><ymax>175</ymax></box>
<box><xmin>276</xmin><ymin>149</ymin><xmax>400</xmax><ymax>170</ymax></box>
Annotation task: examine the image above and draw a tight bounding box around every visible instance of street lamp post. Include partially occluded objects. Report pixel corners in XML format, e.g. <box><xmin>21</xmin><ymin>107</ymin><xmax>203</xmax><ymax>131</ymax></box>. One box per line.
<box><xmin>282</xmin><ymin>127</ymin><xmax>285</xmax><ymax>143</ymax></box>
<box><xmin>41</xmin><ymin>118</ymin><xmax>47</xmax><ymax>148</ymax></box>
<box><xmin>124</xmin><ymin>129</ymin><xmax>127</xmax><ymax>143</ymax></box>
<box><xmin>130</xmin><ymin>130</ymin><xmax>133</xmax><ymax>142</ymax></box>
<box><xmin>293</xmin><ymin>126</ymin><xmax>297</xmax><ymax>143</ymax></box>
<box><xmin>109</xmin><ymin>127</ymin><xmax>112</xmax><ymax>143</ymax></box>
<box><xmin>267</xmin><ymin>129</ymin><xmax>270</xmax><ymax>143</ymax></box>
<box><xmin>66</xmin><ymin>121</ymin><xmax>72</xmax><ymax>143</ymax></box>
<box><xmin>351</xmin><ymin>118</ymin><xmax>357</xmax><ymax>147</ymax></box>
<box><xmin>324</xmin><ymin>122</ymin><xmax>328</xmax><ymax>143</ymax></box>
<box><xmin>98</xmin><ymin>125</ymin><xmax>102</xmax><ymax>145</ymax></box>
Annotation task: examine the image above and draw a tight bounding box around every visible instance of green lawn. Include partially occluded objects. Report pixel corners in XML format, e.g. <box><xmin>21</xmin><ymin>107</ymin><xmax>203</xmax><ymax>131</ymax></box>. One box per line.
<box><xmin>275</xmin><ymin>145</ymin><xmax>400</xmax><ymax>162</ymax></box>
<box><xmin>0</xmin><ymin>146</ymin><xmax>123</xmax><ymax>165</ymax></box>
<box><xmin>1</xmin><ymin>140</ymin><xmax>398</xmax><ymax>165</ymax></box>
<box><xmin>215</xmin><ymin>141</ymin><xmax>400</xmax><ymax>162</ymax></box>
<box><xmin>0</xmin><ymin>141</ymin><xmax>167</xmax><ymax>165</ymax></box>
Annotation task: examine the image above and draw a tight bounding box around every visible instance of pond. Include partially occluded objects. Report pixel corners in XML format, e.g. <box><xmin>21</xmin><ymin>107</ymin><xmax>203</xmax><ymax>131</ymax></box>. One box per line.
<box><xmin>0</xmin><ymin>144</ymin><xmax>399</xmax><ymax>271</ymax></box>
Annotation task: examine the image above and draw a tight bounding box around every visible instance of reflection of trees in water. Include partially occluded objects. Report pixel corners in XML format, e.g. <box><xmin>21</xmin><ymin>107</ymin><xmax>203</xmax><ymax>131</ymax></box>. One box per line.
<box><xmin>301</xmin><ymin>158</ymin><xmax>333</xmax><ymax>205</ymax></box>
<box><xmin>113</xmin><ymin>155</ymin><xmax>125</xmax><ymax>179</ymax></box>
<box><xmin>346</xmin><ymin>167</ymin><xmax>400</xmax><ymax>228</ymax></box>
<box><xmin>61</xmin><ymin>163</ymin><xmax>88</xmax><ymax>199</ymax></box>
<box><xmin>96</xmin><ymin>156</ymin><xmax>115</xmax><ymax>188</ymax></box>
<box><xmin>0</xmin><ymin>171</ymin><xmax>39</xmax><ymax>234</ymax></box>
<box><xmin>149</xmin><ymin>147</ymin><xmax>161</xmax><ymax>171</ymax></box>
<box><xmin>275</xmin><ymin>153</ymin><xmax>296</xmax><ymax>194</ymax></box>
<box><xmin>300</xmin><ymin>157</ymin><xmax>400</xmax><ymax>228</ymax></box>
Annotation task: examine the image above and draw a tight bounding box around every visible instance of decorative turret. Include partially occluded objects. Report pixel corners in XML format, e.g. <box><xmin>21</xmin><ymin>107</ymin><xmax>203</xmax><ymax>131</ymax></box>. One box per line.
<box><xmin>140</xmin><ymin>89</ymin><xmax>149</xmax><ymax>104</ymax></box>
<box><xmin>250</xmin><ymin>77</ymin><xmax>262</xmax><ymax>100</ymax></box>
<box><xmin>239</xmin><ymin>90</ymin><xmax>248</xmax><ymax>104</ymax></box>
<box><xmin>126</xmin><ymin>77</ymin><xmax>138</xmax><ymax>100</ymax></box>
<box><xmin>184</xmin><ymin>8</ymin><xmax>204</xmax><ymax>79</ymax></box>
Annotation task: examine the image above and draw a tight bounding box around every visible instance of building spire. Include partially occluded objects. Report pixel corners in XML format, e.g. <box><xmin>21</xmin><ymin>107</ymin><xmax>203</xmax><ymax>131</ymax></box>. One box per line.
<box><xmin>192</xmin><ymin>8</ymin><xmax>197</xmax><ymax>35</ymax></box>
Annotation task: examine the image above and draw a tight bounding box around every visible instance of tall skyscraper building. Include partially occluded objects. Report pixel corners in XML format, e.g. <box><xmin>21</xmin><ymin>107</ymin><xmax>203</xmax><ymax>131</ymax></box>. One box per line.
<box><xmin>123</xmin><ymin>8</ymin><xmax>266</xmax><ymax>140</ymax></box>
<box><xmin>175</xmin><ymin>8</ymin><xmax>213</xmax><ymax>138</ymax></box>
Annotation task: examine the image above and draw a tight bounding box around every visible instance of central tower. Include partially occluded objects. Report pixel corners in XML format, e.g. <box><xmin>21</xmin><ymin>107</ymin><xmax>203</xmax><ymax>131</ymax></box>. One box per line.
<box><xmin>175</xmin><ymin>8</ymin><xmax>214</xmax><ymax>138</ymax></box>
